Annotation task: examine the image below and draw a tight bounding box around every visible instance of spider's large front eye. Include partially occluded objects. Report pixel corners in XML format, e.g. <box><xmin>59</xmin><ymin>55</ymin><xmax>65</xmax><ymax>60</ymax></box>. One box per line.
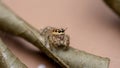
<box><xmin>58</xmin><ymin>31</ymin><xmax>61</xmax><ymax>33</ymax></box>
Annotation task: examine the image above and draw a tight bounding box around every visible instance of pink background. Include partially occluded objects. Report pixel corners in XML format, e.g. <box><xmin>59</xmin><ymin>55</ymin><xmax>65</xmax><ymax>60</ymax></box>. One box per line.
<box><xmin>1</xmin><ymin>0</ymin><xmax>120</xmax><ymax>68</ymax></box>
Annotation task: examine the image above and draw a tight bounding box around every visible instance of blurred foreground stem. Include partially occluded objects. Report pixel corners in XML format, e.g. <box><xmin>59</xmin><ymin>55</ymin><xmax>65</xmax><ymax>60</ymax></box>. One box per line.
<box><xmin>0</xmin><ymin>38</ymin><xmax>27</xmax><ymax>68</ymax></box>
<box><xmin>0</xmin><ymin>1</ymin><xmax>110</xmax><ymax>68</ymax></box>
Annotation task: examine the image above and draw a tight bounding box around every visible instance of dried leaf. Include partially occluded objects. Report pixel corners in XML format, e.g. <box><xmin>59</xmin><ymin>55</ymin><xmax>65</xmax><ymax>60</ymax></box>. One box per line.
<box><xmin>0</xmin><ymin>39</ymin><xmax>27</xmax><ymax>68</ymax></box>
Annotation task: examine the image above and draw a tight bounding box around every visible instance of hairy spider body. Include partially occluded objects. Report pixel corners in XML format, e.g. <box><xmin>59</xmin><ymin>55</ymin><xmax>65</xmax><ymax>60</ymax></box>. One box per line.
<box><xmin>40</xmin><ymin>26</ymin><xmax>70</xmax><ymax>50</ymax></box>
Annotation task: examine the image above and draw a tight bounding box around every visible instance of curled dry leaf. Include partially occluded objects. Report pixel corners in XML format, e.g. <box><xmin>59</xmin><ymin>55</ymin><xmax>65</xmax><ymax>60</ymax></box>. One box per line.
<box><xmin>0</xmin><ymin>38</ymin><xmax>27</xmax><ymax>68</ymax></box>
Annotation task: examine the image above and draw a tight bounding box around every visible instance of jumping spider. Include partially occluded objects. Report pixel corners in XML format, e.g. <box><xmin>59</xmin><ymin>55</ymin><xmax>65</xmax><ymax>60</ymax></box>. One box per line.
<box><xmin>40</xmin><ymin>26</ymin><xmax>70</xmax><ymax>51</ymax></box>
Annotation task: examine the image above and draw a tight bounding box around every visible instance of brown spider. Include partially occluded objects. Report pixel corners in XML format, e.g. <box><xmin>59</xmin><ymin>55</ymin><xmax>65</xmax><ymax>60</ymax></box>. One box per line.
<box><xmin>40</xmin><ymin>26</ymin><xmax>70</xmax><ymax>51</ymax></box>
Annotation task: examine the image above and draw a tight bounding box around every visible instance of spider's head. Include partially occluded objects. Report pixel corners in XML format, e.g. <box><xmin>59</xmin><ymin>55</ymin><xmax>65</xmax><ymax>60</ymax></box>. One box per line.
<box><xmin>52</xmin><ymin>28</ymin><xmax>66</xmax><ymax>35</ymax></box>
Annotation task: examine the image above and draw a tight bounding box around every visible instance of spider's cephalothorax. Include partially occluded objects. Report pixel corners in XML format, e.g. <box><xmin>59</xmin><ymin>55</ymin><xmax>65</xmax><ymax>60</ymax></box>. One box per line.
<box><xmin>40</xmin><ymin>26</ymin><xmax>70</xmax><ymax>51</ymax></box>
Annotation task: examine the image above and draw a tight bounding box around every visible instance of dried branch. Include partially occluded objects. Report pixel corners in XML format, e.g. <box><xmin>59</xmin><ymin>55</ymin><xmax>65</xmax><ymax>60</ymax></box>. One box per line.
<box><xmin>104</xmin><ymin>0</ymin><xmax>120</xmax><ymax>17</ymax></box>
<box><xmin>0</xmin><ymin>38</ymin><xmax>27</xmax><ymax>68</ymax></box>
<box><xmin>0</xmin><ymin>1</ymin><xmax>110</xmax><ymax>68</ymax></box>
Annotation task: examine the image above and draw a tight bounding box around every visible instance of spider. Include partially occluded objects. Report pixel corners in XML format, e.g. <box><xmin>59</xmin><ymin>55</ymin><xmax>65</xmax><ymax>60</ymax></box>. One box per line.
<box><xmin>40</xmin><ymin>26</ymin><xmax>70</xmax><ymax>51</ymax></box>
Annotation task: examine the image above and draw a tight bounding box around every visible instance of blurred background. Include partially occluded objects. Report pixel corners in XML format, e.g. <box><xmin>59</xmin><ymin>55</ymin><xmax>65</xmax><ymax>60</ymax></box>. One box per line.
<box><xmin>0</xmin><ymin>0</ymin><xmax>120</xmax><ymax>68</ymax></box>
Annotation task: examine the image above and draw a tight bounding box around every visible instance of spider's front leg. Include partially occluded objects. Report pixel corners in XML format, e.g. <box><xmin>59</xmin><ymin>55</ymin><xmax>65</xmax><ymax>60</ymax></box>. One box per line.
<box><xmin>63</xmin><ymin>35</ymin><xmax>70</xmax><ymax>50</ymax></box>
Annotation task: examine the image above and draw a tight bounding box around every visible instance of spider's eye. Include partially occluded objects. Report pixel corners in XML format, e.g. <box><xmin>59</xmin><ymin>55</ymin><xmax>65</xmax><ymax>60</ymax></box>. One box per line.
<box><xmin>53</xmin><ymin>30</ymin><xmax>55</xmax><ymax>32</ymax></box>
<box><xmin>55</xmin><ymin>29</ymin><xmax>57</xmax><ymax>32</ymax></box>
<box><xmin>58</xmin><ymin>30</ymin><xmax>61</xmax><ymax>33</ymax></box>
<box><xmin>61</xmin><ymin>29</ymin><xmax>65</xmax><ymax>33</ymax></box>
<box><xmin>57</xmin><ymin>29</ymin><xmax>60</xmax><ymax>32</ymax></box>
<box><xmin>61</xmin><ymin>30</ymin><xmax>64</xmax><ymax>33</ymax></box>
